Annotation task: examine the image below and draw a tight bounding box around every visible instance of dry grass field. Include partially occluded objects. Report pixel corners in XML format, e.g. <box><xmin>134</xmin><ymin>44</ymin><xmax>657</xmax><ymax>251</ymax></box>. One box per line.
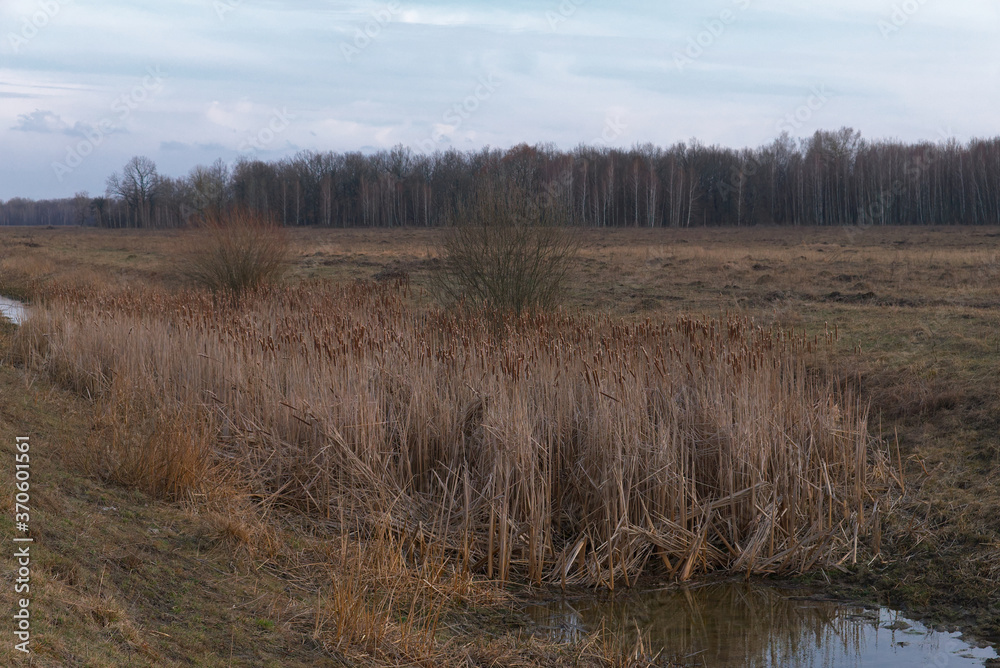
<box><xmin>1</xmin><ymin>224</ymin><xmax>999</xmax><ymax>665</ymax></box>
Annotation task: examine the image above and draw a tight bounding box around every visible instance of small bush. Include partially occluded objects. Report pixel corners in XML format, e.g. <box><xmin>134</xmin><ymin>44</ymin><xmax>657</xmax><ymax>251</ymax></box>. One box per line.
<box><xmin>433</xmin><ymin>179</ymin><xmax>578</xmax><ymax>315</ymax></box>
<box><xmin>184</xmin><ymin>208</ymin><xmax>289</xmax><ymax>297</ymax></box>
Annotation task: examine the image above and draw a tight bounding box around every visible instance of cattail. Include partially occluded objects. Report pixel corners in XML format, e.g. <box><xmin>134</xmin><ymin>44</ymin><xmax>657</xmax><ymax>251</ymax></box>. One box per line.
<box><xmin>14</xmin><ymin>279</ymin><xmax>892</xmax><ymax>587</ymax></box>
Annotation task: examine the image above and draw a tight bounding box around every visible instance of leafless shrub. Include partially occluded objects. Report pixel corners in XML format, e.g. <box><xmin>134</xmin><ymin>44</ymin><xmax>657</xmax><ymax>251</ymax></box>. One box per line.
<box><xmin>433</xmin><ymin>178</ymin><xmax>578</xmax><ymax>315</ymax></box>
<box><xmin>183</xmin><ymin>207</ymin><xmax>289</xmax><ymax>297</ymax></box>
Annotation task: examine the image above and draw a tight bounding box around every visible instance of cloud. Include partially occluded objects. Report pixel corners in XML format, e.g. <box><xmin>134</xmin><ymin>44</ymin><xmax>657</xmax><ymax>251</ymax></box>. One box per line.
<box><xmin>64</xmin><ymin>120</ymin><xmax>126</xmax><ymax>138</ymax></box>
<box><xmin>205</xmin><ymin>100</ymin><xmax>258</xmax><ymax>132</ymax></box>
<box><xmin>8</xmin><ymin>110</ymin><xmax>121</xmax><ymax>140</ymax></box>
<box><xmin>3</xmin><ymin>1</ymin><xmax>1000</xmax><ymax>201</ymax></box>
<box><xmin>11</xmin><ymin>109</ymin><xmax>67</xmax><ymax>133</ymax></box>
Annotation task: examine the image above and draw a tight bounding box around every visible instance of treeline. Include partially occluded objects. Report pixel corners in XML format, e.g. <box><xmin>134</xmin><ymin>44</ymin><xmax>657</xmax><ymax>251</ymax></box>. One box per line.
<box><xmin>0</xmin><ymin>195</ymin><xmax>91</xmax><ymax>227</ymax></box>
<box><xmin>5</xmin><ymin>128</ymin><xmax>1000</xmax><ymax>228</ymax></box>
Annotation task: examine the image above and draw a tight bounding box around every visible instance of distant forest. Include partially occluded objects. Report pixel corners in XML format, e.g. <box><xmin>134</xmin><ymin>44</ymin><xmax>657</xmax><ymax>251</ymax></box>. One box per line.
<box><xmin>4</xmin><ymin>128</ymin><xmax>1000</xmax><ymax>228</ymax></box>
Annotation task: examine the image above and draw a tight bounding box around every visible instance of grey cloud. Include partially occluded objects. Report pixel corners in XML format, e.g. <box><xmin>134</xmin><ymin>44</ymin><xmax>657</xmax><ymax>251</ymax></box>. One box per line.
<box><xmin>12</xmin><ymin>109</ymin><xmax>67</xmax><ymax>133</ymax></box>
<box><xmin>64</xmin><ymin>121</ymin><xmax>126</xmax><ymax>139</ymax></box>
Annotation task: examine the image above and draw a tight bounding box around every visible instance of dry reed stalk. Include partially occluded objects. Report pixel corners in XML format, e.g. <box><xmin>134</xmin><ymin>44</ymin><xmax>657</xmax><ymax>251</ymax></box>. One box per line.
<box><xmin>17</xmin><ymin>280</ymin><xmax>893</xmax><ymax>586</ymax></box>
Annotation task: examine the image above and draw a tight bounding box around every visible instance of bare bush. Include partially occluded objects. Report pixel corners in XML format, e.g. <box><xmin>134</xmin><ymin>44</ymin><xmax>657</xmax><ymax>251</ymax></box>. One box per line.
<box><xmin>433</xmin><ymin>178</ymin><xmax>578</xmax><ymax>315</ymax></box>
<box><xmin>183</xmin><ymin>208</ymin><xmax>289</xmax><ymax>297</ymax></box>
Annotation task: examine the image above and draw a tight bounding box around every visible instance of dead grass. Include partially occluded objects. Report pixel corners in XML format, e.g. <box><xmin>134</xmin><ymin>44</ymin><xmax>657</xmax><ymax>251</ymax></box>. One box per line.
<box><xmin>17</xmin><ymin>280</ymin><xmax>890</xmax><ymax>588</ymax></box>
<box><xmin>3</xmin><ymin>224</ymin><xmax>1000</xmax><ymax>658</ymax></box>
<box><xmin>0</xmin><ymin>352</ymin><xmax>659</xmax><ymax>666</ymax></box>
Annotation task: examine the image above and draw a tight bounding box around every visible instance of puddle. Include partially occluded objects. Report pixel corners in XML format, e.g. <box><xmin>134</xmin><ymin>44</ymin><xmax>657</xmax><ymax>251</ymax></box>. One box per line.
<box><xmin>526</xmin><ymin>583</ymin><xmax>998</xmax><ymax>667</ymax></box>
<box><xmin>0</xmin><ymin>295</ymin><xmax>26</xmax><ymax>325</ymax></box>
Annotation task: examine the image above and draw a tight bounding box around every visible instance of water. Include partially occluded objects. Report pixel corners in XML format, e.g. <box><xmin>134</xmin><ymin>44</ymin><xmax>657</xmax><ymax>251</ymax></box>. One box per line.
<box><xmin>0</xmin><ymin>295</ymin><xmax>26</xmax><ymax>325</ymax></box>
<box><xmin>525</xmin><ymin>583</ymin><xmax>998</xmax><ymax>667</ymax></box>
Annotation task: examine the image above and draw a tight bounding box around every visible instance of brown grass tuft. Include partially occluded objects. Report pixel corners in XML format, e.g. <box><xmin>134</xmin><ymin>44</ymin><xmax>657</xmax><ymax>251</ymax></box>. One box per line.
<box><xmin>83</xmin><ymin>382</ymin><xmax>218</xmax><ymax>502</ymax></box>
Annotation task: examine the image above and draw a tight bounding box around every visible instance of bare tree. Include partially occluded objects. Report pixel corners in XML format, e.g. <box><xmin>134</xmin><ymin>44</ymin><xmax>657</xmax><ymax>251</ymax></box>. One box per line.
<box><xmin>89</xmin><ymin>197</ymin><xmax>109</xmax><ymax>228</ymax></box>
<box><xmin>187</xmin><ymin>158</ymin><xmax>230</xmax><ymax>217</ymax></box>
<box><xmin>106</xmin><ymin>156</ymin><xmax>160</xmax><ymax>227</ymax></box>
<box><xmin>72</xmin><ymin>191</ymin><xmax>90</xmax><ymax>226</ymax></box>
<box><xmin>11</xmin><ymin>131</ymin><xmax>1000</xmax><ymax>228</ymax></box>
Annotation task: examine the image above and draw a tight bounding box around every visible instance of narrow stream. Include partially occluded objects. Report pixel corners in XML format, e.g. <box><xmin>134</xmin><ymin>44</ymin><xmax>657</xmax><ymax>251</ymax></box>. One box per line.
<box><xmin>526</xmin><ymin>583</ymin><xmax>998</xmax><ymax>667</ymax></box>
<box><xmin>0</xmin><ymin>295</ymin><xmax>26</xmax><ymax>325</ymax></box>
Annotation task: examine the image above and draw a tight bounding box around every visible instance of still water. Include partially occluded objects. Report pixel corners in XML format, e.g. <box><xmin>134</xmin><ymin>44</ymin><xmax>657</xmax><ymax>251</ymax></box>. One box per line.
<box><xmin>526</xmin><ymin>583</ymin><xmax>998</xmax><ymax>667</ymax></box>
<box><xmin>0</xmin><ymin>296</ymin><xmax>26</xmax><ymax>325</ymax></box>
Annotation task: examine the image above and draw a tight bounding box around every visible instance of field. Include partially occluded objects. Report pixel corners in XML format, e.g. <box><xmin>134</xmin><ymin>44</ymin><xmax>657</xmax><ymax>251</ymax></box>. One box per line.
<box><xmin>1</xmin><ymin>224</ymin><xmax>999</xmax><ymax>665</ymax></box>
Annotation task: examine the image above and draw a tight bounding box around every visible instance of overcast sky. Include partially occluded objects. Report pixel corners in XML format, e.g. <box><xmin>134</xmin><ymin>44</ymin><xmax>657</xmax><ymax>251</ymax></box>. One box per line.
<box><xmin>1</xmin><ymin>0</ymin><xmax>998</xmax><ymax>200</ymax></box>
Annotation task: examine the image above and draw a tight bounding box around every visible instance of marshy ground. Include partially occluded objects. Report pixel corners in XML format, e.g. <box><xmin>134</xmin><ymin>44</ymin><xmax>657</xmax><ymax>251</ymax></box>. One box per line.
<box><xmin>1</xmin><ymin>225</ymin><xmax>998</xmax><ymax>666</ymax></box>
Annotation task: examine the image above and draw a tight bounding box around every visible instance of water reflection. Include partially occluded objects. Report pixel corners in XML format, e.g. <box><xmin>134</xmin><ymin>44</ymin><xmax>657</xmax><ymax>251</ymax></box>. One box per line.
<box><xmin>526</xmin><ymin>583</ymin><xmax>998</xmax><ymax>667</ymax></box>
<box><xmin>0</xmin><ymin>296</ymin><xmax>26</xmax><ymax>325</ymax></box>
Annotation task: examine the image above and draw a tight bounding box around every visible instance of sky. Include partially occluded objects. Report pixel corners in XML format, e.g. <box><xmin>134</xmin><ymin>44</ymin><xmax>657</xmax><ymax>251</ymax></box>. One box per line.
<box><xmin>1</xmin><ymin>0</ymin><xmax>998</xmax><ymax>200</ymax></box>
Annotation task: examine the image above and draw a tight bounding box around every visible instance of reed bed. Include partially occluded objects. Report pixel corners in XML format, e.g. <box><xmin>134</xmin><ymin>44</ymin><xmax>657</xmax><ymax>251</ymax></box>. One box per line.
<box><xmin>16</xmin><ymin>281</ymin><xmax>891</xmax><ymax>587</ymax></box>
